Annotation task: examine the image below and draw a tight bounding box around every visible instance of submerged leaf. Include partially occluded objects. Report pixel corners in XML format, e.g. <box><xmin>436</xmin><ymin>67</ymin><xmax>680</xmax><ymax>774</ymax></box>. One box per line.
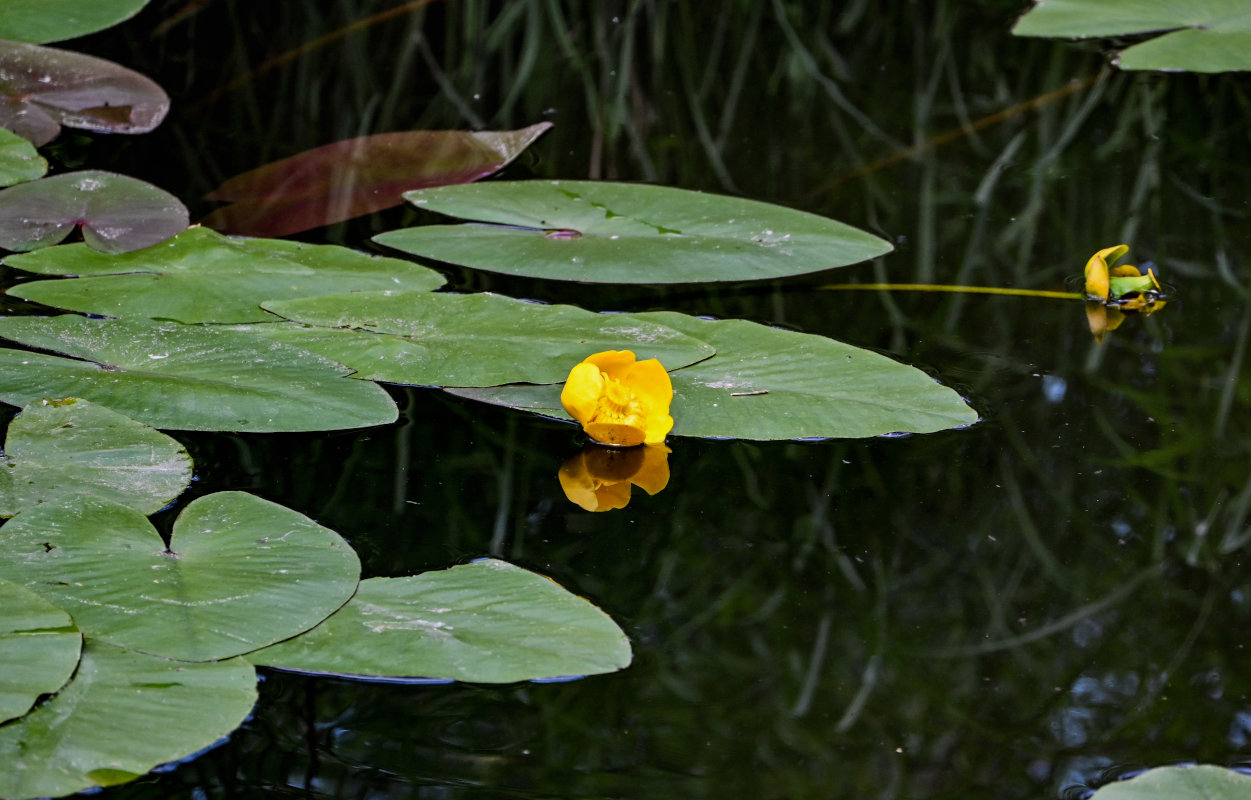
<box><xmin>0</xmin><ymin>1</ymin><xmax>151</xmax><ymax>45</ymax></box>
<box><xmin>0</xmin><ymin>315</ymin><xmax>398</xmax><ymax>433</ymax></box>
<box><xmin>255</xmin><ymin>290</ymin><xmax>716</xmax><ymax>386</ymax></box>
<box><xmin>201</xmin><ymin>123</ymin><xmax>552</xmax><ymax>237</ymax></box>
<box><xmin>375</xmin><ymin>180</ymin><xmax>893</xmax><ymax>283</ymax></box>
<box><xmin>0</xmin><ymin>40</ymin><xmax>169</xmax><ymax>145</ymax></box>
<box><xmin>0</xmin><ymin>491</ymin><xmax>361</xmax><ymax>661</ymax></box>
<box><xmin>0</xmin><ymin>398</ymin><xmax>191</xmax><ymax>517</ymax></box>
<box><xmin>0</xmin><ymin>170</ymin><xmax>187</xmax><ymax>254</ymax></box>
<box><xmin>449</xmin><ymin>311</ymin><xmax>978</xmax><ymax>440</ymax></box>
<box><xmin>1088</xmin><ymin>765</ymin><xmax>1251</xmax><ymax>799</ymax></box>
<box><xmin>1013</xmin><ymin>0</ymin><xmax>1251</xmax><ymax>72</ymax></box>
<box><xmin>0</xmin><ymin>641</ymin><xmax>255</xmax><ymax>799</ymax></box>
<box><xmin>0</xmin><ymin>577</ymin><xmax>80</xmax><ymax>725</ymax></box>
<box><xmin>6</xmin><ymin>227</ymin><xmax>445</xmax><ymax>323</ymax></box>
<box><xmin>249</xmin><ymin>560</ymin><xmax>632</xmax><ymax>683</ymax></box>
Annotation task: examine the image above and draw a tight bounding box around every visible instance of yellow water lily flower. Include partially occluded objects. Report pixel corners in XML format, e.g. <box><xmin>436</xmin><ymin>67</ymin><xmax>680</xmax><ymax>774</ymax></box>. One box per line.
<box><xmin>558</xmin><ymin>443</ymin><xmax>671</xmax><ymax>512</ymax></box>
<box><xmin>560</xmin><ymin>350</ymin><xmax>674</xmax><ymax>447</ymax></box>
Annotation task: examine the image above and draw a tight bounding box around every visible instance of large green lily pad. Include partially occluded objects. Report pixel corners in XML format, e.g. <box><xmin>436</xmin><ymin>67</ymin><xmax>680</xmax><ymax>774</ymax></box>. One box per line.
<box><xmin>256</xmin><ymin>290</ymin><xmax>715</xmax><ymax>386</ymax></box>
<box><xmin>1089</xmin><ymin>765</ymin><xmax>1251</xmax><ymax>799</ymax></box>
<box><xmin>0</xmin><ymin>0</ymin><xmax>150</xmax><ymax>44</ymax></box>
<box><xmin>450</xmin><ymin>311</ymin><xmax>977</xmax><ymax>439</ymax></box>
<box><xmin>0</xmin><ymin>315</ymin><xmax>397</xmax><ymax>432</ymax></box>
<box><xmin>1013</xmin><ymin>0</ymin><xmax>1251</xmax><ymax>72</ymax></box>
<box><xmin>249</xmin><ymin>560</ymin><xmax>632</xmax><ymax>683</ymax></box>
<box><xmin>0</xmin><ymin>491</ymin><xmax>361</xmax><ymax>661</ymax></box>
<box><xmin>0</xmin><ymin>641</ymin><xmax>256</xmax><ymax>800</ymax></box>
<box><xmin>0</xmin><ymin>398</ymin><xmax>192</xmax><ymax>517</ymax></box>
<box><xmin>0</xmin><ymin>578</ymin><xmax>80</xmax><ymax>725</ymax></box>
<box><xmin>0</xmin><ymin>128</ymin><xmax>46</xmax><ymax>188</ymax></box>
<box><xmin>5</xmin><ymin>227</ymin><xmax>446</xmax><ymax>324</ymax></box>
<box><xmin>374</xmin><ymin>180</ymin><xmax>892</xmax><ymax>283</ymax></box>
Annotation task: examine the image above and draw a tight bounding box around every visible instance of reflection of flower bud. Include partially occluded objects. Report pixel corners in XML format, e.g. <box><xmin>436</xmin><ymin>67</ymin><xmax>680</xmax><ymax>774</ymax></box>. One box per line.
<box><xmin>560</xmin><ymin>350</ymin><xmax>673</xmax><ymax>447</ymax></box>
<box><xmin>558</xmin><ymin>443</ymin><xmax>671</xmax><ymax>512</ymax></box>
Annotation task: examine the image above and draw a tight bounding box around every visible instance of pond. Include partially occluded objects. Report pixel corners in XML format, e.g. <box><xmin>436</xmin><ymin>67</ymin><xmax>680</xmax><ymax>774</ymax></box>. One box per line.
<box><xmin>2</xmin><ymin>1</ymin><xmax>1250</xmax><ymax>799</ymax></box>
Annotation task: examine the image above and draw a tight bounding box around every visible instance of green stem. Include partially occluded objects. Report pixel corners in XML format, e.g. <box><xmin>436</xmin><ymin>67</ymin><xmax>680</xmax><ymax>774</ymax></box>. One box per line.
<box><xmin>819</xmin><ymin>283</ymin><xmax>1083</xmax><ymax>300</ymax></box>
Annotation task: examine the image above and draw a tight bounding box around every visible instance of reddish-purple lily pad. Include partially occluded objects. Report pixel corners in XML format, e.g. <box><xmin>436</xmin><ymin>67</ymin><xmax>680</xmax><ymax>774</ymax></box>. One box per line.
<box><xmin>0</xmin><ymin>170</ymin><xmax>188</xmax><ymax>253</ymax></box>
<box><xmin>199</xmin><ymin>123</ymin><xmax>552</xmax><ymax>237</ymax></box>
<box><xmin>0</xmin><ymin>39</ymin><xmax>169</xmax><ymax>146</ymax></box>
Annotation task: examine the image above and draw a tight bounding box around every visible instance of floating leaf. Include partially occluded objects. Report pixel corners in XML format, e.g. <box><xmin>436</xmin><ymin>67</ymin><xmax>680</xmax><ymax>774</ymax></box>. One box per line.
<box><xmin>450</xmin><ymin>311</ymin><xmax>978</xmax><ymax>439</ymax></box>
<box><xmin>0</xmin><ymin>577</ymin><xmax>80</xmax><ymax>724</ymax></box>
<box><xmin>0</xmin><ymin>641</ymin><xmax>256</xmax><ymax>799</ymax></box>
<box><xmin>0</xmin><ymin>128</ymin><xmax>46</xmax><ymax>187</ymax></box>
<box><xmin>0</xmin><ymin>491</ymin><xmax>360</xmax><ymax>662</ymax></box>
<box><xmin>255</xmin><ymin>290</ymin><xmax>715</xmax><ymax>386</ymax></box>
<box><xmin>1013</xmin><ymin>0</ymin><xmax>1251</xmax><ymax>72</ymax></box>
<box><xmin>374</xmin><ymin>180</ymin><xmax>893</xmax><ymax>284</ymax></box>
<box><xmin>6</xmin><ymin>227</ymin><xmax>445</xmax><ymax>323</ymax></box>
<box><xmin>0</xmin><ymin>41</ymin><xmax>169</xmax><ymax>145</ymax></box>
<box><xmin>0</xmin><ymin>398</ymin><xmax>192</xmax><ymax>517</ymax></box>
<box><xmin>1089</xmin><ymin>765</ymin><xmax>1251</xmax><ymax>799</ymax></box>
<box><xmin>250</xmin><ymin>560</ymin><xmax>631</xmax><ymax>683</ymax></box>
<box><xmin>200</xmin><ymin>123</ymin><xmax>553</xmax><ymax>237</ymax></box>
<box><xmin>0</xmin><ymin>1</ymin><xmax>151</xmax><ymax>45</ymax></box>
<box><xmin>0</xmin><ymin>170</ymin><xmax>187</xmax><ymax>254</ymax></box>
<box><xmin>0</xmin><ymin>315</ymin><xmax>397</xmax><ymax>432</ymax></box>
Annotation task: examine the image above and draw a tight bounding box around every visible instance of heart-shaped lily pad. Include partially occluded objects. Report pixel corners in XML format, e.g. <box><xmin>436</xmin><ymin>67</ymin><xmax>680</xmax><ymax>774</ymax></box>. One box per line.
<box><xmin>254</xmin><ymin>290</ymin><xmax>715</xmax><ymax>386</ymax></box>
<box><xmin>201</xmin><ymin>124</ymin><xmax>553</xmax><ymax>237</ymax></box>
<box><xmin>450</xmin><ymin>311</ymin><xmax>978</xmax><ymax>439</ymax></box>
<box><xmin>0</xmin><ymin>0</ymin><xmax>151</xmax><ymax>45</ymax></box>
<box><xmin>374</xmin><ymin>180</ymin><xmax>893</xmax><ymax>283</ymax></box>
<box><xmin>0</xmin><ymin>577</ymin><xmax>80</xmax><ymax>725</ymax></box>
<box><xmin>1089</xmin><ymin>765</ymin><xmax>1251</xmax><ymax>799</ymax></box>
<box><xmin>0</xmin><ymin>127</ymin><xmax>47</xmax><ymax>188</ymax></box>
<box><xmin>0</xmin><ymin>170</ymin><xmax>187</xmax><ymax>254</ymax></box>
<box><xmin>0</xmin><ymin>641</ymin><xmax>255</xmax><ymax>800</ymax></box>
<box><xmin>0</xmin><ymin>315</ymin><xmax>398</xmax><ymax>432</ymax></box>
<box><xmin>250</xmin><ymin>560</ymin><xmax>632</xmax><ymax>683</ymax></box>
<box><xmin>0</xmin><ymin>491</ymin><xmax>361</xmax><ymax>661</ymax></box>
<box><xmin>0</xmin><ymin>398</ymin><xmax>192</xmax><ymax>517</ymax></box>
<box><xmin>6</xmin><ymin>227</ymin><xmax>446</xmax><ymax>323</ymax></box>
<box><xmin>0</xmin><ymin>41</ymin><xmax>168</xmax><ymax>146</ymax></box>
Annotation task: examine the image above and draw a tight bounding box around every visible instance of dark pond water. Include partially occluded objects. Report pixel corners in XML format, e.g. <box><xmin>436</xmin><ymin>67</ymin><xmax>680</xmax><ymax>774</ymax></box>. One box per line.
<box><xmin>38</xmin><ymin>1</ymin><xmax>1251</xmax><ymax>798</ymax></box>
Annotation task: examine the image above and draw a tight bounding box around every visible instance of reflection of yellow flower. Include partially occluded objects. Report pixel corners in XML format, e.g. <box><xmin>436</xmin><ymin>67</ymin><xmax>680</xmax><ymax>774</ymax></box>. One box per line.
<box><xmin>560</xmin><ymin>350</ymin><xmax>674</xmax><ymax>447</ymax></box>
<box><xmin>558</xmin><ymin>444</ymin><xmax>671</xmax><ymax>512</ymax></box>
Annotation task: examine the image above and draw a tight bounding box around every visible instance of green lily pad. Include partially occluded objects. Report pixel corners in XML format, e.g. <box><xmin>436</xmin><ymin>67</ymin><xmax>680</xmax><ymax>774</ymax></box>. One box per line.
<box><xmin>0</xmin><ymin>640</ymin><xmax>256</xmax><ymax>800</ymax></box>
<box><xmin>0</xmin><ymin>315</ymin><xmax>397</xmax><ymax>432</ymax></box>
<box><xmin>0</xmin><ymin>0</ymin><xmax>150</xmax><ymax>44</ymax></box>
<box><xmin>1013</xmin><ymin>0</ymin><xmax>1251</xmax><ymax>72</ymax></box>
<box><xmin>1089</xmin><ymin>765</ymin><xmax>1251</xmax><ymax>799</ymax></box>
<box><xmin>0</xmin><ymin>398</ymin><xmax>192</xmax><ymax>517</ymax></box>
<box><xmin>255</xmin><ymin>290</ymin><xmax>714</xmax><ymax>386</ymax></box>
<box><xmin>0</xmin><ymin>170</ymin><xmax>186</xmax><ymax>254</ymax></box>
<box><xmin>374</xmin><ymin>180</ymin><xmax>892</xmax><ymax>284</ymax></box>
<box><xmin>450</xmin><ymin>311</ymin><xmax>977</xmax><ymax>439</ymax></box>
<box><xmin>0</xmin><ymin>491</ymin><xmax>360</xmax><ymax>662</ymax></box>
<box><xmin>0</xmin><ymin>578</ymin><xmax>80</xmax><ymax>724</ymax></box>
<box><xmin>5</xmin><ymin>227</ymin><xmax>446</xmax><ymax>324</ymax></box>
<box><xmin>249</xmin><ymin>560</ymin><xmax>632</xmax><ymax>683</ymax></box>
<box><xmin>0</xmin><ymin>128</ymin><xmax>46</xmax><ymax>188</ymax></box>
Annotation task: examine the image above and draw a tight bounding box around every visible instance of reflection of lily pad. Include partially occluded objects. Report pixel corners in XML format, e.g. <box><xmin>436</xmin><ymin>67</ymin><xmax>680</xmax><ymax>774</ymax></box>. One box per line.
<box><xmin>0</xmin><ymin>170</ymin><xmax>187</xmax><ymax>254</ymax></box>
<box><xmin>1013</xmin><ymin>0</ymin><xmax>1251</xmax><ymax>72</ymax></box>
<box><xmin>1089</xmin><ymin>765</ymin><xmax>1251</xmax><ymax>799</ymax></box>
<box><xmin>0</xmin><ymin>0</ymin><xmax>150</xmax><ymax>45</ymax></box>
<box><xmin>6</xmin><ymin>227</ymin><xmax>446</xmax><ymax>323</ymax></box>
<box><xmin>0</xmin><ymin>578</ymin><xmax>80</xmax><ymax>724</ymax></box>
<box><xmin>0</xmin><ymin>641</ymin><xmax>255</xmax><ymax>799</ymax></box>
<box><xmin>256</xmin><ymin>290</ymin><xmax>716</xmax><ymax>386</ymax></box>
<box><xmin>0</xmin><ymin>492</ymin><xmax>361</xmax><ymax>662</ymax></box>
<box><xmin>0</xmin><ymin>42</ymin><xmax>168</xmax><ymax>146</ymax></box>
<box><xmin>375</xmin><ymin>180</ymin><xmax>892</xmax><ymax>284</ymax></box>
<box><xmin>449</xmin><ymin>312</ymin><xmax>978</xmax><ymax>439</ymax></box>
<box><xmin>0</xmin><ymin>398</ymin><xmax>192</xmax><ymax>517</ymax></box>
<box><xmin>0</xmin><ymin>315</ymin><xmax>397</xmax><ymax>432</ymax></box>
<box><xmin>0</xmin><ymin>128</ymin><xmax>47</xmax><ymax>188</ymax></box>
<box><xmin>250</xmin><ymin>560</ymin><xmax>632</xmax><ymax>683</ymax></box>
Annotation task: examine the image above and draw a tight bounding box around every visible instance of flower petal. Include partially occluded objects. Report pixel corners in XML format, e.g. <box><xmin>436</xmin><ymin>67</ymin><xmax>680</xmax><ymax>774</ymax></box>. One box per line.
<box><xmin>584</xmin><ymin>350</ymin><xmax>640</xmax><ymax>380</ymax></box>
<box><xmin>560</xmin><ymin>362</ymin><xmax>605</xmax><ymax>424</ymax></box>
<box><xmin>583</xmin><ymin>421</ymin><xmax>647</xmax><ymax>447</ymax></box>
<box><xmin>1084</xmin><ymin>244</ymin><xmax>1128</xmax><ymax>300</ymax></box>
